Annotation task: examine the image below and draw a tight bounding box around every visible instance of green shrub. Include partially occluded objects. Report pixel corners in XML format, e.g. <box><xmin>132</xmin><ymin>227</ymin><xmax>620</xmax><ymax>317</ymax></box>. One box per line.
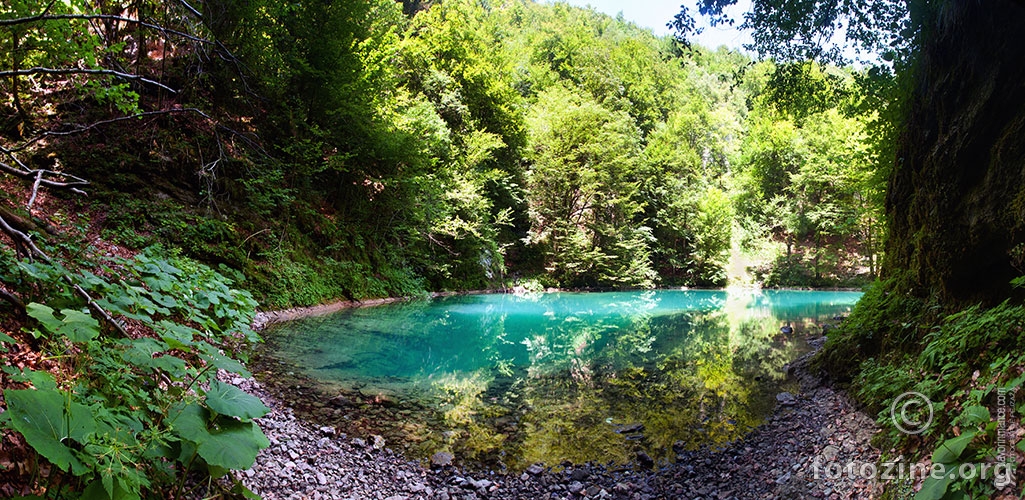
<box><xmin>0</xmin><ymin>246</ymin><xmax>267</xmax><ymax>499</ymax></box>
<box><xmin>832</xmin><ymin>278</ymin><xmax>1025</xmax><ymax>498</ymax></box>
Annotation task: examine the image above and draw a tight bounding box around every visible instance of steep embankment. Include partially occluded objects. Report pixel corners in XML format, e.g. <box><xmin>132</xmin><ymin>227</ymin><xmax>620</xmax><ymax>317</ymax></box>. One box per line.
<box><xmin>820</xmin><ymin>0</ymin><xmax>1025</xmax><ymax>380</ymax></box>
<box><xmin>883</xmin><ymin>0</ymin><xmax>1025</xmax><ymax>307</ymax></box>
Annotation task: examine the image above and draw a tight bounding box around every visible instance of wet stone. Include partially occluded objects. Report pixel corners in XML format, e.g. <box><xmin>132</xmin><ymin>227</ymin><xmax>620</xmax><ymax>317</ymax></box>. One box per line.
<box><xmin>567</xmin><ymin>481</ymin><xmax>584</xmax><ymax>494</ymax></box>
<box><xmin>777</xmin><ymin>392</ymin><xmax>797</xmax><ymax>406</ymax></box>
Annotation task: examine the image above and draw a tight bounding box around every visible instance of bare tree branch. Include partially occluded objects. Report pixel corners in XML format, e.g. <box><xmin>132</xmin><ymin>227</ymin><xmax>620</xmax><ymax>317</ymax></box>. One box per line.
<box><xmin>0</xmin><ymin>13</ymin><xmax>211</xmax><ymax>45</ymax></box>
<box><xmin>0</xmin><ymin>10</ymin><xmax>256</xmax><ymax>93</ymax></box>
<box><xmin>2</xmin><ymin>107</ymin><xmax>268</xmax><ymax>171</ymax></box>
<box><xmin>7</xmin><ymin>108</ymin><xmax>210</xmax><ymax>153</ymax></box>
<box><xmin>176</xmin><ymin>0</ymin><xmax>203</xmax><ymax>19</ymax></box>
<box><xmin>0</xmin><ymin>287</ymin><xmax>25</xmax><ymax>310</ymax></box>
<box><xmin>0</xmin><ymin>67</ymin><xmax>177</xmax><ymax>93</ymax></box>
<box><xmin>0</xmin><ymin>159</ymin><xmax>90</xmax><ymax>191</ymax></box>
<box><xmin>0</xmin><ymin>140</ymin><xmax>91</xmax><ymax>187</ymax></box>
<box><xmin>0</xmin><ymin>212</ymin><xmax>128</xmax><ymax>336</ymax></box>
<box><xmin>27</xmin><ymin>170</ymin><xmax>43</xmax><ymax>209</ymax></box>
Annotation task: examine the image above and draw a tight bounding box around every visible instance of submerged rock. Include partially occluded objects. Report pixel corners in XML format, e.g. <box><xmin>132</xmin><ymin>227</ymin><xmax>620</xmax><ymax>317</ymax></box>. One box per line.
<box><xmin>327</xmin><ymin>394</ymin><xmax>353</xmax><ymax>408</ymax></box>
<box><xmin>616</xmin><ymin>422</ymin><xmax>645</xmax><ymax>434</ymax></box>
<box><xmin>776</xmin><ymin>392</ymin><xmax>797</xmax><ymax>406</ymax></box>
<box><xmin>636</xmin><ymin>450</ymin><xmax>655</xmax><ymax>469</ymax></box>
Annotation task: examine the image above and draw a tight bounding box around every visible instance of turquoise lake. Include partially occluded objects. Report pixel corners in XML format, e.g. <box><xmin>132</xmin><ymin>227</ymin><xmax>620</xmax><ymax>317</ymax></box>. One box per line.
<box><xmin>263</xmin><ymin>289</ymin><xmax>861</xmax><ymax>469</ymax></box>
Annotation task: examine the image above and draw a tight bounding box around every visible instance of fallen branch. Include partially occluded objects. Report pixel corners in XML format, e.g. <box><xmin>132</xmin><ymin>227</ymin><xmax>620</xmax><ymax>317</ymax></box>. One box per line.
<box><xmin>2</xmin><ymin>107</ymin><xmax>270</xmax><ymax>165</ymax></box>
<box><xmin>0</xmin><ymin>206</ymin><xmax>56</xmax><ymax>236</ymax></box>
<box><xmin>5</xmin><ymin>106</ymin><xmax>210</xmax><ymax>151</ymax></box>
<box><xmin>27</xmin><ymin>170</ymin><xmax>44</xmax><ymax>209</ymax></box>
<box><xmin>0</xmin><ymin>287</ymin><xmax>25</xmax><ymax>310</ymax></box>
<box><xmin>0</xmin><ymin>212</ymin><xmax>128</xmax><ymax>336</ymax></box>
<box><xmin>0</xmin><ymin>157</ymin><xmax>90</xmax><ymax>193</ymax></box>
<box><xmin>0</xmin><ymin>67</ymin><xmax>177</xmax><ymax>93</ymax></box>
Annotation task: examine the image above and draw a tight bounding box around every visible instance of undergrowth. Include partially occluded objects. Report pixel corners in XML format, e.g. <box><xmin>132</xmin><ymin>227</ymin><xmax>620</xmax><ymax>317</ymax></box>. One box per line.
<box><xmin>818</xmin><ymin>277</ymin><xmax>1025</xmax><ymax>499</ymax></box>
<box><xmin>0</xmin><ymin>245</ymin><xmax>269</xmax><ymax>499</ymax></box>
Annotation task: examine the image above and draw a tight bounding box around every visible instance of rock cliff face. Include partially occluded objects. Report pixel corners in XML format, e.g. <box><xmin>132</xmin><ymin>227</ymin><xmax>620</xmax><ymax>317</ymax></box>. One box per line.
<box><xmin>885</xmin><ymin>0</ymin><xmax>1025</xmax><ymax>305</ymax></box>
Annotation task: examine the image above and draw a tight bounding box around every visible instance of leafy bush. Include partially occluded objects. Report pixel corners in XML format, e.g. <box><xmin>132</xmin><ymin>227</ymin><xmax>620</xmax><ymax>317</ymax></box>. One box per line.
<box><xmin>259</xmin><ymin>249</ymin><xmax>428</xmax><ymax>308</ymax></box>
<box><xmin>830</xmin><ymin>278</ymin><xmax>1025</xmax><ymax>498</ymax></box>
<box><xmin>814</xmin><ymin>275</ymin><xmax>932</xmax><ymax>380</ymax></box>
<box><xmin>0</xmin><ymin>247</ymin><xmax>268</xmax><ymax>499</ymax></box>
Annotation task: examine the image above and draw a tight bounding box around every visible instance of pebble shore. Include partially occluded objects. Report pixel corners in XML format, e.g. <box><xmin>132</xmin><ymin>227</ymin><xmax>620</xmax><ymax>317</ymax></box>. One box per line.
<box><xmin>233</xmin><ymin>337</ymin><xmax>881</xmax><ymax>499</ymax></box>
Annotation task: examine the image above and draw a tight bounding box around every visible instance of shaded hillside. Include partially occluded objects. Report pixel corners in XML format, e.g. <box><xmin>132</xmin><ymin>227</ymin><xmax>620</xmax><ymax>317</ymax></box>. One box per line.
<box><xmin>821</xmin><ymin>0</ymin><xmax>1025</xmax><ymax>373</ymax></box>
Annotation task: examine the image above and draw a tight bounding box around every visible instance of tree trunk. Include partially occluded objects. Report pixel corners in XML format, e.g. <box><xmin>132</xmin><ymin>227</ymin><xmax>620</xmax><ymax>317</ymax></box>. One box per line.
<box><xmin>11</xmin><ymin>33</ymin><xmax>27</xmax><ymax>124</ymax></box>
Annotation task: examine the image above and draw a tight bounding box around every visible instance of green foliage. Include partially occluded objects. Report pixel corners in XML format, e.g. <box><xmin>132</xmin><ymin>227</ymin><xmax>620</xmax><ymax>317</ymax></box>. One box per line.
<box><xmin>37</xmin><ymin>0</ymin><xmax>888</xmax><ymax>295</ymax></box>
<box><xmin>735</xmin><ymin>67</ymin><xmax>883</xmax><ymax>286</ymax></box>
<box><xmin>825</xmin><ymin>276</ymin><xmax>1025</xmax><ymax>498</ymax></box>
<box><xmin>4</xmin><ymin>385</ymin><xmax>96</xmax><ymax>476</ymax></box>
<box><xmin>170</xmin><ymin>400</ymin><xmax>269</xmax><ymax>471</ymax></box>
<box><xmin>0</xmin><ymin>246</ymin><xmax>266</xmax><ymax>498</ymax></box>
<box><xmin>259</xmin><ymin>250</ymin><xmax>426</xmax><ymax>308</ymax></box>
<box><xmin>815</xmin><ymin>275</ymin><xmax>931</xmax><ymax>380</ymax></box>
<box><xmin>524</xmin><ymin>85</ymin><xmax>654</xmax><ymax>288</ymax></box>
<box><xmin>25</xmin><ymin>304</ymin><xmax>100</xmax><ymax>342</ymax></box>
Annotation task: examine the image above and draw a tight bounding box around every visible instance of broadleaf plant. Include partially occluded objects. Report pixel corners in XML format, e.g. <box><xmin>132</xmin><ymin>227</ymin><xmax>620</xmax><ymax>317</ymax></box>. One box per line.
<box><xmin>0</xmin><ymin>246</ymin><xmax>267</xmax><ymax>499</ymax></box>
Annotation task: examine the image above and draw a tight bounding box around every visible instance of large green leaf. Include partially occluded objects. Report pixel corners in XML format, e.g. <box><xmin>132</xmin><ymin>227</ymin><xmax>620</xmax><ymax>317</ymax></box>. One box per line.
<box><xmin>25</xmin><ymin>303</ymin><xmax>62</xmax><ymax>338</ymax></box>
<box><xmin>24</xmin><ymin>304</ymin><xmax>99</xmax><ymax>342</ymax></box>
<box><xmin>197</xmin><ymin>418</ymin><xmax>270</xmax><ymax>471</ymax></box>
<box><xmin>4</xmin><ymin>388</ymin><xmax>96</xmax><ymax>475</ymax></box>
<box><xmin>80</xmin><ymin>476</ymin><xmax>140</xmax><ymax>500</ymax></box>
<box><xmin>959</xmin><ymin>405</ymin><xmax>990</xmax><ymax>426</ymax></box>
<box><xmin>155</xmin><ymin>320</ymin><xmax>199</xmax><ymax>349</ymax></box>
<box><xmin>204</xmin><ymin>381</ymin><xmax>270</xmax><ymax>420</ymax></box>
<box><xmin>0</xmin><ymin>331</ymin><xmax>15</xmax><ymax>352</ymax></box>
<box><xmin>197</xmin><ymin>343</ymin><xmax>251</xmax><ymax>376</ymax></box>
<box><xmin>5</xmin><ymin>368</ymin><xmax>59</xmax><ymax>391</ymax></box>
<box><xmin>168</xmin><ymin>402</ymin><xmax>208</xmax><ymax>443</ymax></box>
<box><xmin>77</xmin><ymin>270</ymin><xmax>111</xmax><ymax>291</ymax></box>
<box><xmin>169</xmin><ymin>402</ymin><xmax>269</xmax><ymax>470</ymax></box>
<box><xmin>58</xmin><ymin>309</ymin><xmax>101</xmax><ymax>342</ymax></box>
<box><xmin>915</xmin><ymin>472</ymin><xmax>956</xmax><ymax>500</ymax></box>
<box><xmin>119</xmin><ymin>338</ymin><xmax>189</xmax><ymax>378</ymax></box>
<box><xmin>932</xmin><ymin>430</ymin><xmax>977</xmax><ymax>464</ymax></box>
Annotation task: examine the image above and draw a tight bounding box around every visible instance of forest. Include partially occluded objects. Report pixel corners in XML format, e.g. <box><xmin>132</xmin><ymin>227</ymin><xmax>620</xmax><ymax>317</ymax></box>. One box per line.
<box><xmin>3</xmin><ymin>0</ymin><xmax>888</xmax><ymax>307</ymax></box>
<box><xmin>0</xmin><ymin>0</ymin><xmax>1023</xmax><ymax>498</ymax></box>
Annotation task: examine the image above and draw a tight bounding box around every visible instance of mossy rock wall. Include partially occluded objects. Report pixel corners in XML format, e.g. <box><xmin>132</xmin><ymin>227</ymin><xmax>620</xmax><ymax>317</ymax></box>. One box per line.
<box><xmin>885</xmin><ymin>0</ymin><xmax>1025</xmax><ymax>306</ymax></box>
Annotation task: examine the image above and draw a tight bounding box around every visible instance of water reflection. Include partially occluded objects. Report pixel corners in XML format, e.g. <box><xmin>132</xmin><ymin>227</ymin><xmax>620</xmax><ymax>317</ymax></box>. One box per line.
<box><xmin>263</xmin><ymin>289</ymin><xmax>860</xmax><ymax>469</ymax></box>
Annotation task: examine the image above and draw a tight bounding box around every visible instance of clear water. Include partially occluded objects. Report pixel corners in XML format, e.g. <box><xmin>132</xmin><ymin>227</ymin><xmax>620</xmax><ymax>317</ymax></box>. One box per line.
<box><xmin>262</xmin><ymin>289</ymin><xmax>861</xmax><ymax>469</ymax></box>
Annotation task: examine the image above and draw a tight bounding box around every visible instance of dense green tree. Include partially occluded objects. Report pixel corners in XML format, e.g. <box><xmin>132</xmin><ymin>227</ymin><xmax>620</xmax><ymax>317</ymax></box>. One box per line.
<box><xmin>524</xmin><ymin>85</ymin><xmax>654</xmax><ymax>287</ymax></box>
<box><xmin>733</xmin><ymin>61</ymin><xmax>879</xmax><ymax>285</ymax></box>
<box><xmin>641</xmin><ymin>98</ymin><xmax>736</xmax><ymax>286</ymax></box>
